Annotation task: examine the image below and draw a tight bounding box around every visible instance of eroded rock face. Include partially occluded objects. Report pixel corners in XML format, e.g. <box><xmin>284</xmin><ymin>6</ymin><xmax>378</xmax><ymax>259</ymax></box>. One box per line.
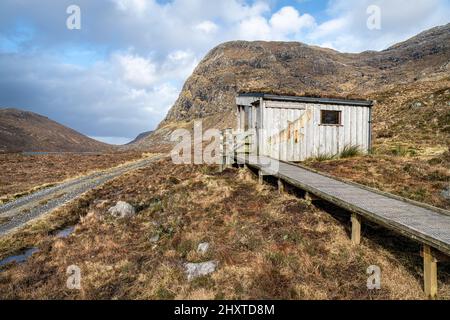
<box><xmin>108</xmin><ymin>201</ymin><xmax>136</xmax><ymax>219</ymax></box>
<box><xmin>160</xmin><ymin>24</ymin><xmax>450</xmax><ymax>126</ymax></box>
<box><xmin>184</xmin><ymin>261</ymin><xmax>218</xmax><ymax>281</ymax></box>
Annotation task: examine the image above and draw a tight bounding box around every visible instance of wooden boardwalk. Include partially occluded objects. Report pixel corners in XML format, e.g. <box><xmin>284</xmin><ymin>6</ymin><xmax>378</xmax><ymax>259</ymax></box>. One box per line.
<box><xmin>235</xmin><ymin>154</ymin><xmax>450</xmax><ymax>298</ymax></box>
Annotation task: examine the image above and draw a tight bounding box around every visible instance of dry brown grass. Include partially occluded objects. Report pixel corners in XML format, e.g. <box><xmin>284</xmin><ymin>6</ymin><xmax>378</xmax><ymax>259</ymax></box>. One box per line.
<box><xmin>0</xmin><ymin>152</ymin><xmax>145</xmax><ymax>201</ymax></box>
<box><xmin>1</xmin><ymin>159</ymin><xmax>448</xmax><ymax>299</ymax></box>
<box><xmin>371</xmin><ymin>81</ymin><xmax>450</xmax><ymax>148</ymax></box>
<box><xmin>305</xmin><ymin>152</ymin><xmax>450</xmax><ymax>210</ymax></box>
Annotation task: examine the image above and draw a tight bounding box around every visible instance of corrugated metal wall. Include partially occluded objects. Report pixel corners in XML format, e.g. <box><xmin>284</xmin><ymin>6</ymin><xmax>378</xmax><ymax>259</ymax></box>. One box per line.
<box><xmin>257</xmin><ymin>100</ymin><xmax>370</xmax><ymax>161</ymax></box>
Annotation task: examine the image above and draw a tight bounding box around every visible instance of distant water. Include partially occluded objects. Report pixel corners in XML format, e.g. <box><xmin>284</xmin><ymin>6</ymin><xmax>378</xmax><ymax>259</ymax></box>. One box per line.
<box><xmin>21</xmin><ymin>151</ymin><xmax>103</xmax><ymax>156</ymax></box>
<box><xmin>0</xmin><ymin>248</ymin><xmax>39</xmax><ymax>268</ymax></box>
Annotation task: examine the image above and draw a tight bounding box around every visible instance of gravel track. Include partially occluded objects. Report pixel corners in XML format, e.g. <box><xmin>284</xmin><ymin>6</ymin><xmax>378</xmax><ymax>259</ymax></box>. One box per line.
<box><xmin>0</xmin><ymin>155</ymin><xmax>162</xmax><ymax>236</ymax></box>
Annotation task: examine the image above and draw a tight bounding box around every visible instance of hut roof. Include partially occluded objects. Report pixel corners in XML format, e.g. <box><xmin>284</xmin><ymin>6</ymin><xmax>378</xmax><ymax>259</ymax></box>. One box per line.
<box><xmin>237</xmin><ymin>92</ymin><xmax>373</xmax><ymax>107</ymax></box>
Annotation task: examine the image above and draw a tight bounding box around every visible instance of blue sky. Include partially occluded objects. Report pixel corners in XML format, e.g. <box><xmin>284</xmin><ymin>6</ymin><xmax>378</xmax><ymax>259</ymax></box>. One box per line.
<box><xmin>0</xmin><ymin>0</ymin><xmax>449</xmax><ymax>144</ymax></box>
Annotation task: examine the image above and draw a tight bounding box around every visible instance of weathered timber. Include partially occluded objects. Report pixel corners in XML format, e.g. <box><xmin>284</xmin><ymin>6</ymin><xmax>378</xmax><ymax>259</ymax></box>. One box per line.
<box><xmin>277</xmin><ymin>178</ymin><xmax>285</xmax><ymax>194</ymax></box>
<box><xmin>351</xmin><ymin>213</ymin><xmax>362</xmax><ymax>245</ymax></box>
<box><xmin>239</xmin><ymin>155</ymin><xmax>450</xmax><ymax>256</ymax></box>
<box><xmin>258</xmin><ymin>170</ymin><xmax>264</xmax><ymax>185</ymax></box>
<box><xmin>423</xmin><ymin>245</ymin><xmax>438</xmax><ymax>299</ymax></box>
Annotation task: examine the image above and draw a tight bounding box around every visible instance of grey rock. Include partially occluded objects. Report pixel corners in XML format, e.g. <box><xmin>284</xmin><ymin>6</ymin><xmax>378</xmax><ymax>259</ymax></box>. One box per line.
<box><xmin>184</xmin><ymin>261</ymin><xmax>218</xmax><ymax>281</ymax></box>
<box><xmin>197</xmin><ymin>242</ymin><xmax>210</xmax><ymax>254</ymax></box>
<box><xmin>108</xmin><ymin>201</ymin><xmax>136</xmax><ymax>218</ymax></box>
<box><xmin>441</xmin><ymin>186</ymin><xmax>450</xmax><ymax>201</ymax></box>
<box><xmin>149</xmin><ymin>234</ymin><xmax>160</xmax><ymax>243</ymax></box>
<box><xmin>410</xmin><ymin>101</ymin><xmax>423</xmax><ymax>109</ymax></box>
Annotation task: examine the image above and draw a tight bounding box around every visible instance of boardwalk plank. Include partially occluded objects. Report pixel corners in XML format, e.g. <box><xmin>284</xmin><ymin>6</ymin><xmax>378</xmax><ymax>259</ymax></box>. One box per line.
<box><xmin>238</xmin><ymin>154</ymin><xmax>450</xmax><ymax>256</ymax></box>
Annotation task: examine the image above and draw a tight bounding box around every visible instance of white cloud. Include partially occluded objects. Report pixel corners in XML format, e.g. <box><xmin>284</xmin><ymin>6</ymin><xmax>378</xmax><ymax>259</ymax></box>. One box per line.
<box><xmin>309</xmin><ymin>17</ymin><xmax>348</xmax><ymax>39</ymax></box>
<box><xmin>113</xmin><ymin>0</ymin><xmax>148</xmax><ymax>13</ymax></box>
<box><xmin>91</xmin><ymin>136</ymin><xmax>133</xmax><ymax>145</ymax></box>
<box><xmin>237</xmin><ymin>16</ymin><xmax>272</xmax><ymax>40</ymax></box>
<box><xmin>194</xmin><ymin>21</ymin><xmax>219</xmax><ymax>34</ymax></box>
<box><xmin>269</xmin><ymin>6</ymin><xmax>316</xmax><ymax>36</ymax></box>
<box><xmin>115</xmin><ymin>53</ymin><xmax>157</xmax><ymax>88</ymax></box>
<box><xmin>308</xmin><ymin>0</ymin><xmax>450</xmax><ymax>52</ymax></box>
<box><xmin>235</xmin><ymin>5</ymin><xmax>316</xmax><ymax>41</ymax></box>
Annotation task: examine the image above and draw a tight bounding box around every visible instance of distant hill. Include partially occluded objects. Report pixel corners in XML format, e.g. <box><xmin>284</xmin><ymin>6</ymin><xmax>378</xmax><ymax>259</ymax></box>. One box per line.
<box><xmin>0</xmin><ymin>108</ymin><xmax>113</xmax><ymax>153</ymax></box>
<box><xmin>135</xmin><ymin>24</ymin><xmax>449</xmax><ymax>150</ymax></box>
<box><xmin>126</xmin><ymin>131</ymin><xmax>153</xmax><ymax>145</ymax></box>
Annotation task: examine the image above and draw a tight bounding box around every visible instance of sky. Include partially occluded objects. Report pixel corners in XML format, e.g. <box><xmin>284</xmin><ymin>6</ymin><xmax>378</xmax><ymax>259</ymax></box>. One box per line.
<box><xmin>0</xmin><ymin>0</ymin><xmax>449</xmax><ymax>144</ymax></box>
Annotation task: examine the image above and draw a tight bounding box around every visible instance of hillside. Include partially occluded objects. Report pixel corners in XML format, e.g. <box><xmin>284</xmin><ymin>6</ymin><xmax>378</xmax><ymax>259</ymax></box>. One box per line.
<box><xmin>0</xmin><ymin>108</ymin><xmax>113</xmax><ymax>153</ymax></box>
<box><xmin>126</xmin><ymin>131</ymin><xmax>153</xmax><ymax>145</ymax></box>
<box><xmin>134</xmin><ymin>23</ymin><xmax>449</xmax><ymax>150</ymax></box>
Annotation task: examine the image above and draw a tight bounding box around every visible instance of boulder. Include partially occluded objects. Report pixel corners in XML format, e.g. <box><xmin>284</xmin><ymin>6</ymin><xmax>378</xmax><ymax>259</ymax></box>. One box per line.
<box><xmin>108</xmin><ymin>201</ymin><xmax>136</xmax><ymax>219</ymax></box>
<box><xmin>410</xmin><ymin>101</ymin><xmax>423</xmax><ymax>109</ymax></box>
<box><xmin>149</xmin><ymin>234</ymin><xmax>160</xmax><ymax>243</ymax></box>
<box><xmin>197</xmin><ymin>242</ymin><xmax>210</xmax><ymax>254</ymax></box>
<box><xmin>184</xmin><ymin>261</ymin><xmax>218</xmax><ymax>281</ymax></box>
<box><xmin>441</xmin><ymin>186</ymin><xmax>450</xmax><ymax>201</ymax></box>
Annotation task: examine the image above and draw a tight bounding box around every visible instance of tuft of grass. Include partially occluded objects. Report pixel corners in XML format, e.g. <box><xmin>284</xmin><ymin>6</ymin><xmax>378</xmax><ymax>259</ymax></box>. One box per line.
<box><xmin>155</xmin><ymin>287</ymin><xmax>176</xmax><ymax>300</ymax></box>
<box><xmin>309</xmin><ymin>152</ymin><xmax>336</xmax><ymax>162</ymax></box>
<box><xmin>339</xmin><ymin>144</ymin><xmax>361</xmax><ymax>159</ymax></box>
<box><xmin>390</xmin><ymin>145</ymin><xmax>418</xmax><ymax>157</ymax></box>
<box><xmin>0</xmin><ymin>216</ymin><xmax>12</xmax><ymax>225</ymax></box>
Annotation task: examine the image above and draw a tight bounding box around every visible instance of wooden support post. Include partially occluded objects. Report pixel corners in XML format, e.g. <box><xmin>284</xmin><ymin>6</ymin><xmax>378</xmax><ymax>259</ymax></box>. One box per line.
<box><xmin>277</xmin><ymin>178</ymin><xmax>285</xmax><ymax>194</ymax></box>
<box><xmin>304</xmin><ymin>192</ymin><xmax>318</xmax><ymax>202</ymax></box>
<box><xmin>305</xmin><ymin>192</ymin><xmax>311</xmax><ymax>202</ymax></box>
<box><xmin>423</xmin><ymin>245</ymin><xmax>438</xmax><ymax>299</ymax></box>
<box><xmin>258</xmin><ymin>170</ymin><xmax>264</xmax><ymax>185</ymax></box>
<box><xmin>351</xmin><ymin>213</ymin><xmax>361</xmax><ymax>245</ymax></box>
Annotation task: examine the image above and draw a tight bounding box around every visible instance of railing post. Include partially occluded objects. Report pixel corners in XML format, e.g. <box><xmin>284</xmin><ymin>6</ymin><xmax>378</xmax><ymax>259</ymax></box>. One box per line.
<box><xmin>219</xmin><ymin>129</ymin><xmax>228</xmax><ymax>172</ymax></box>
<box><xmin>220</xmin><ymin>128</ymin><xmax>233</xmax><ymax>171</ymax></box>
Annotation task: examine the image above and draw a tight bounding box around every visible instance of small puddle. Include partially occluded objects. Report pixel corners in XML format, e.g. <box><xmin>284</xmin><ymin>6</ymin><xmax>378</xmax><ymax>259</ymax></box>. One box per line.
<box><xmin>55</xmin><ymin>226</ymin><xmax>75</xmax><ymax>238</ymax></box>
<box><xmin>0</xmin><ymin>225</ymin><xmax>76</xmax><ymax>270</ymax></box>
<box><xmin>0</xmin><ymin>248</ymin><xmax>39</xmax><ymax>268</ymax></box>
<box><xmin>0</xmin><ymin>226</ymin><xmax>75</xmax><ymax>272</ymax></box>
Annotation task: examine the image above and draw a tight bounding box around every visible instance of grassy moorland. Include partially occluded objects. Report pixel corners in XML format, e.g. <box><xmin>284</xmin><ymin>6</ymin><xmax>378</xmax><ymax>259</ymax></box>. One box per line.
<box><xmin>0</xmin><ymin>152</ymin><xmax>145</xmax><ymax>204</ymax></box>
<box><xmin>1</xmin><ymin>158</ymin><xmax>449</xmax><ymax>299</ymax></box>
<box><xmin>304</xmin><ymin>149</ymin><xmax>449</xmax><ymax>210</ymax></box>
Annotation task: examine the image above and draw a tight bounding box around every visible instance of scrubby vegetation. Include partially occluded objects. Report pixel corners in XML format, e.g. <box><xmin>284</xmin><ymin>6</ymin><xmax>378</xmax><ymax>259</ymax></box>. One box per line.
<box><xmin>1</xmin><ymin>158</ymin><xmax>449</xmax><ymax>299</ymax></box>
<box><xmin>305</xmin><ymin>150</ymin><xmax>450</xmax><ymax>210</ymax></box>
<box><xmin>0</xmin><ymin>152</ymin><xmax>145</xmax><ymax>203</ymax></box>
<box><xmin>339</xmin><ymin>145</ymin><xmax>361</xmax><ymax>159</ymax></box>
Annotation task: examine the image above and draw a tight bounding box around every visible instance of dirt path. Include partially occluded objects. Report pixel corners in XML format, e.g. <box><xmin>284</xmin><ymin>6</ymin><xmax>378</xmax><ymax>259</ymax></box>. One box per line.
<box><xmin>0</xmin><ymin>154</ymin><xmax>164</xmax><ymax>235</ymax></box>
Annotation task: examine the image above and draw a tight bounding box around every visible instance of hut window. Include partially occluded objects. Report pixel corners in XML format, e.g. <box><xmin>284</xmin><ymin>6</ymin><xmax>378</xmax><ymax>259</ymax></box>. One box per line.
<box><xmin>320</xmin><ymin>110</ymin><xmax>341</xmax><ymax>125</ymax></box>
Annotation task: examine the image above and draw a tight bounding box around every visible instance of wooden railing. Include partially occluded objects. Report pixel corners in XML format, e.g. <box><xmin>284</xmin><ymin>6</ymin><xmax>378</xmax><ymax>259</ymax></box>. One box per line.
<box><xmin>220</xmin><ymin>128</ymin><xmax>255</xmax><ymax>171</ymax></box>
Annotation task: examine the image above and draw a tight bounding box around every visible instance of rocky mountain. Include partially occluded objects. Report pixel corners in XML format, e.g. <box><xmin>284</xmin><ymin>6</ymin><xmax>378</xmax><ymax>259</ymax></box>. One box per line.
<box><xmin>161</xmin><ymin>23</ymin><xmax>449</xmax><ymax>125</ymax></box>
<box><xmin>132</xmin><ymin>24</ymin><xmax>449</xmax><ymax>151</ymax></box>
<box><xmin>0</xmin><ymin>108</ymin><xmax>113</xmax><ymax>153</ymax></box>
